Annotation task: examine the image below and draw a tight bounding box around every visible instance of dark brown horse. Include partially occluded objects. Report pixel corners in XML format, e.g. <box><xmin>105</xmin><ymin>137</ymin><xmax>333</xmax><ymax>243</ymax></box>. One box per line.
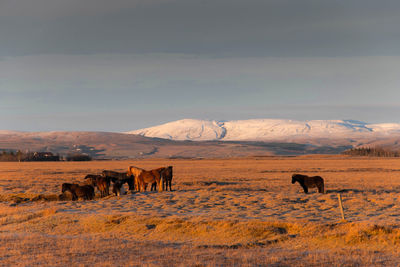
<box><xmin>292</xmin><ymin>174</ymin><xmax>324</xmax><ymax>194</ymax></box>
<box><xmin>84</xmin><ymin>174</ymin><xmax>111</xmax><ymax>197</ymax></box>
<box><xmin>102</xmin><ymin>170</ymin><xmax>134</xmax><ymax>191</ymax></box>
<box><xmin>112</xmin><ymin>180</ymin><xmax>127</xmax><ymax>196</ymax></box>
<box><xmin>151</xmin><ymin>166</ymin><xmax>173</xmax><ymax>191</ymax></box>
<box><xmin>163</xmin><ymin>166</ymin><xmax>173</xmax><ymax>191</ymax></box>
<box><xmin>61</xmin><ymin>183</ymin><xmax>95</xmax><ymax>200</ymax></box>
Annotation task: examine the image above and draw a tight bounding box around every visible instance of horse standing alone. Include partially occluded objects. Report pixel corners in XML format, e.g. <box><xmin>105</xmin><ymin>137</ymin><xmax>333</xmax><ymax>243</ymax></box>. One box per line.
<box><xmin>291</xmin><ymin>174</ymin><xmax>324</xmax><ymax>194</ymax></box>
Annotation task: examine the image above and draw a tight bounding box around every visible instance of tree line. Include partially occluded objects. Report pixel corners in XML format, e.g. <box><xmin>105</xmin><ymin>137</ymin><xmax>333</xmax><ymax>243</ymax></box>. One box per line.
<box><xmin>0</xmin><ymin>150</ymin><xmax>92</xmax><ymax>162</ymax></box>
<box><xmin>342</xmin><ymin>147</ymin><xmax>400</xmax><ymax>157</ymax></box>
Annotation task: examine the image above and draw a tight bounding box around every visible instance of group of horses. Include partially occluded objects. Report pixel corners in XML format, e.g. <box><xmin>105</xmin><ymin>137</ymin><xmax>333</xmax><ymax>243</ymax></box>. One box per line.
<box><xmin>60</xmin><ymin>165</ymin><xmax>173</xmax><ymax>201</ymax></box>
<box><xmin>60</xmin><ymin>165</ymin><xmax>323</xmax><ymax>201</ymax></box>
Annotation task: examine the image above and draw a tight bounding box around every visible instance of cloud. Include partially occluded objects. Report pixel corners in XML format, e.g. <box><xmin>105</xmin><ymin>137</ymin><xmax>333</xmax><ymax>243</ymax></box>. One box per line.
<box><xmin>1</xmin><ymin>0</ymin><xmax>400</xmax><ymax>57</ymax></box>
<box><xmin>0</xmin><ymin>0</ymin><xmax>176</xmax><ymax>18</ymax></box>
<box><xmin>1</xmin><ymin>53</ymin><xmax>399</xmax><ymax>107</ymax></box>
<box><xmin>1</xmin><ymin>0</ymin><xmax>400</xmax><ymax>130</ymax></box>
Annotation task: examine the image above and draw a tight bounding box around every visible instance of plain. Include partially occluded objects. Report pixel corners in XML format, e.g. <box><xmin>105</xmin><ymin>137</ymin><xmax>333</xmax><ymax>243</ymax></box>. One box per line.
<box><xmin>1</xmin><ymin>156</ymin><xmax>400</xmax><ymax>266</ymax></box>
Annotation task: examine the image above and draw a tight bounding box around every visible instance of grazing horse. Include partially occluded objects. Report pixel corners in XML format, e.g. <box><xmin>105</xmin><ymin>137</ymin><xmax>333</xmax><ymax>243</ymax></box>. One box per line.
<box><xmin>137</xmin><ymin>168</ymin><xmax>165</xmax><ymax>192</ymax></box>
<box><xmin>61</xmin><ymin>183</ymin><xmax>95</xmax><ymax>200</ymax></box>
<box><xmin>291</xmin><ymin>174</ymin><xmax>324</xmax><ymax>194</ymax></box>
<box><xmin>151</xmin><ymin>166</ymin><xmax>173</xmax><ymax>191</ymax></box>
<box><xmin>102</xmin><ymin>170</ymin><xmax>134</xmax><ymax>191</ymax></box>
<box><xmin>127</xmin><ymin>166</ymin><xmax>145</xmax><ymax>191</ymax></box>
<box><xmin>84</xmin><ymin>174</ymin><xmax>111</xmax><ymax>197</ymax></box>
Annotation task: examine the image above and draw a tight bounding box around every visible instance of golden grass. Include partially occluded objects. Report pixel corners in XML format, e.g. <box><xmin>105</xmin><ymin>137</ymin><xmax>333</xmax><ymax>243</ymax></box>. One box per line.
<box><xmin>1</xmin><ymin>156</ymin><xmax>400</xmax><ymax>265</ymax></box>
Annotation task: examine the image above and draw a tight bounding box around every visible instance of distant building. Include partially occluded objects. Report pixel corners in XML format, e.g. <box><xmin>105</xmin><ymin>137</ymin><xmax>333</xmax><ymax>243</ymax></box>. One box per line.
<box><xmin>28</xmin><ymin>152</ymin><xmax>60</xmax><ymax>161</ymax></box>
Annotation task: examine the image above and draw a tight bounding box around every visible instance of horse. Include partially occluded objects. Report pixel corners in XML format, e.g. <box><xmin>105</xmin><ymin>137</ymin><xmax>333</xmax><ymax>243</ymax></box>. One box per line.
<box><xmin>291</xmin><ymin>174</ymin><xmax>324</xmax><ymax>194</ymax></box>
<box><xmin>163</xmin><ymin>166</ymin><xmax>173</xmax><ymax>191</ymax></box>
<box><xmin>84</xmin><ymin>174</ymin><xmax>111</xmax><ymax>197</ymax></box>
<box><xmin>112</xmin><ymin>180</ymin><xmax>127</xmax><ymax>196</ymax></box>
<box><xmin>150</xmin><ymin>166</ymin><xmax>173</xmax><ymax>191</ymax></box>
<box><xmin>61</xmin><ymin>183</ymin><xmax>95</xmax><ymax>200</ymax></box>
<box><xmin>102</xmin><ymin>170</ymin><xmax>134</xmax><ymax>191</ymax></box>
<box><xmin>137</xmin><ymin>167</ymin><xmax>165</xmax><ymax>192</ymax></box>
<box><xmin>127</xmin><ymin>166</ymin><xmax>145</xmax><ymax>191</ymax></box>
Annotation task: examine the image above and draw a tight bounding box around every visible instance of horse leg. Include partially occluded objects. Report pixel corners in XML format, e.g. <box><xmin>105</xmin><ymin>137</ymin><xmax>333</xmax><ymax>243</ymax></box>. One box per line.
<box><xmin>127</xmin><ymin>179</ymin><xmax>134</xmax><ymax>191</ymax></box>
<box><xmin>105</xmin><ymin>185</ymin><xmax>109</xmax><ymax>196</ymax></box>
<box><xmin>301</xmin><ymin>185</ymin><xmax>308</xmax><ymax>194</ymax></box>
<box><xmin>139</xmin><ymin>181</ymin><xmax>145</xmax><ymax>192</ymax></box>
<box><xmin>142</xmin><ymin>182</ymin><xmax>146</xmax><ymax>192</ymax></box>
<box><xmin>97</xmin><ymin>186</ymin><xmax>102</xmax><ymax>197</ymax></box>
<box><xmin>153</xmin><ymin>176</ymin><xmax>162</xmax><ymax>192</ymax></box>
<box><xmin>319</xmin><ymin>184</ymin><xmax>324</xmax><ymax>193</ymax></box>
<box><xmin>115</xmin><ymin>183</ymin><xmax>121</xmax><ymax>196</ymax></box>
<box><xmin>158</xmin><ymin>179</ymin><xmax>163</xmax><ymax>192</ymax></box>
<box><xmin>151</xmin><ymin>182</ymin><xmax>156</xmax><ymax>191</ymax></box>
<box><xmin>135</xmin><ymin>177</ymin><xmax>140</xmax><ymax>191</ymax></box>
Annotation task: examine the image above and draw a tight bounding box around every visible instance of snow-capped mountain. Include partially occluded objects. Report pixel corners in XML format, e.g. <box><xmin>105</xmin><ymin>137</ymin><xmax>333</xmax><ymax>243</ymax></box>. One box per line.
<box><xmin>126</xmin><ymin>119</ymin><xmax>400</xmax><ymax>142</ymax></box>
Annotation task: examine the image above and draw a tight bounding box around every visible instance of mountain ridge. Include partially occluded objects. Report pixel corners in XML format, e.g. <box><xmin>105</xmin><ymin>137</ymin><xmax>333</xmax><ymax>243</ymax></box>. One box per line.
<box><xmin>126</xmin><ymin>119</ymin><xmax>400</xmax><ymax>142</ymax></box>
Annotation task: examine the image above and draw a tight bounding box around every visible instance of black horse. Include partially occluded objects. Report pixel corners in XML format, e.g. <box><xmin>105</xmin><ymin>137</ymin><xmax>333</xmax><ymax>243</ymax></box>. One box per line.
<box><xmin>291</xmin><ymin>174</ymin><xmax>324</xmax><ymax>194</ymax></box>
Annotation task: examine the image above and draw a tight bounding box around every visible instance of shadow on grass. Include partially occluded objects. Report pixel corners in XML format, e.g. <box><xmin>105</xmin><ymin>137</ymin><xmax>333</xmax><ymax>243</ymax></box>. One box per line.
<box><xmin>326</xmin><ymin>188</ymin><xmax>400</xmax><ymax>194</ymax></box>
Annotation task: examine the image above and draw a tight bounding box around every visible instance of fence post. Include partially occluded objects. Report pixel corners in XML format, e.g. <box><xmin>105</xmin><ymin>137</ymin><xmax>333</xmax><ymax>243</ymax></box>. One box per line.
<box><xmin>337</xmin><ymin>193</ymin><xmax>345</xmax><ymax>221</ymax></box>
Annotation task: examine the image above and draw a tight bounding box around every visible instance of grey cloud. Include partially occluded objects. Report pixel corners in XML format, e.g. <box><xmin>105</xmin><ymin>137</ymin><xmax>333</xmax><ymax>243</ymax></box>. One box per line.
<box><xmin>0</xmin><ymin>0</ymin><xmax>175</xmax><ymax>18</ymax></box>
<box><xmin>1</xmin><ymin>0</ymin><xmax>400</xmax><ymax>57</ymax></box>
<box><xmin>2</xmin><ymin>0</ymin><xmax>400</xmax><ymax>131</ymax></box>
<box><xmin>1</xmin><ymin>54</ymin><xmax>399</xmax><ymax>110</ymax></box>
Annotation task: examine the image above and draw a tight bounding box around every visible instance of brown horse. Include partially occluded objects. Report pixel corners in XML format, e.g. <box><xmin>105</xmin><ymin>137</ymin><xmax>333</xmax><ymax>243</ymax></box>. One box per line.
<box><xmin>102</xmin><ymin>170</ymin><xmax>134</xmax><ymax>191</ymax></box>
<box><xmin>291</xmin><ymin>174</ymin><xmax>324</xmax><ymax>194</ymax></box>
<box><xmin>137</xmin><ymin>167</ymin><xmax>165</xmax><ymax>192</ymax></box>
<box><xmin>127</xmin><ymin>166</ymin><xmax>145</xmax><ymax>191</ymax></box>
<box><xmin>61</xmin><ymin>183</ymin><xmax>95</xmax><ymax>200</ymax></box>
<box><xmin>84</xmin><ymin>174</ymin><xmax>111</xmax><ymax>197</ymax></box>
<box><xmin>112</xmin><ymin>181</ymin><xmax>122</xmax><ymax>196</ymax></box>
<box><xmin>151</xmin><ymin>166</ymin><xmax>173</xmax><ymax>191</ymax></box>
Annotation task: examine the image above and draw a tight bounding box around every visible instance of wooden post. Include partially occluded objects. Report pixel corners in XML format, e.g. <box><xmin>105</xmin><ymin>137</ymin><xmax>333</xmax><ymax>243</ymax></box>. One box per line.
<box><xmin>337</xmin><ymin>193</ymin><xmax>345</xmax><ymax>221</ymax></box>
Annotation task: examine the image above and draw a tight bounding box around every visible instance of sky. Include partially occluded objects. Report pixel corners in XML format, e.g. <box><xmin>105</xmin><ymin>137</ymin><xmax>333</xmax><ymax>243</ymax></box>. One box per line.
<box><xmin>1</xmin><ymin>0</ymin><xmax>400</xmax><ymax>132</ymax></box>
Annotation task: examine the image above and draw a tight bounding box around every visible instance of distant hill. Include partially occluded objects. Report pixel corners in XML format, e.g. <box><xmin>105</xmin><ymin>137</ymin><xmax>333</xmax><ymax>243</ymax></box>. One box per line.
<box><xmin>0</xmin><ymin>130</ymin><xmax>352</xmax><ymax>159</ymax></box>
<box><xmin>2</xmin><ymin>118</ymin><xmax>400</xmax><ymax>159</ymax></box>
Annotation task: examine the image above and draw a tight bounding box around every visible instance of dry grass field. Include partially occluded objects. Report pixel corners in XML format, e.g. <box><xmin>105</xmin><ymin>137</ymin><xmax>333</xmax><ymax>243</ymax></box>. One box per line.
<box><xmin>1</xmin><ymin>156</ymin><xmax>400</xmax><ymax>266</ymax></box>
